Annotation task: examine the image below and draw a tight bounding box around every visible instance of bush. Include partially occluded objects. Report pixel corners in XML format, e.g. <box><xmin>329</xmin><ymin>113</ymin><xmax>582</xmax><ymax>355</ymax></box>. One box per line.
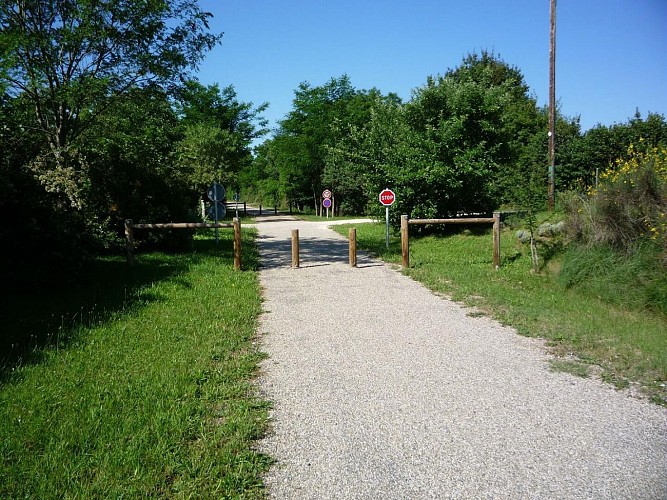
<box><xmin>565</xmin><ymin>142</ymin><xmax>667</xmax><ymax>261</ymax></box>
<box><xmin>562</xmin><ymin>143</ymin><xmax>667</xmax><ymax>316</ymax></box>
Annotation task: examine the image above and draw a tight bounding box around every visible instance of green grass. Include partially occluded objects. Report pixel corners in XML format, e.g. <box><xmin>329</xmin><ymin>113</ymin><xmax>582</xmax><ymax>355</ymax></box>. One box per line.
<box><xmin>559</xmin><ymin>242</ymin><xmax>667</xmax><ymax>316</ymax></box>
<box><xmin>334</xmin><ymin>222</ymin><xmax>667</xmax><ymax>403</ymax></box>
<box><xmin>0</xmin><ymin>229</ymin><xmax>270</xmax><ymax>498</ymax></box>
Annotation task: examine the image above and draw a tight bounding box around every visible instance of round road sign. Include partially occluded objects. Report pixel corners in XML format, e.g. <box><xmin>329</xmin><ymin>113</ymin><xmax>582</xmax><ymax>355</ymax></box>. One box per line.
<box><xmin>207</xmin><ymin>182</ymin><xmax>226</xmax><ymax>202</ymax></box>
<box><xmin>323</xmin><ymin>198</ymin><xmax>332</xmax><ymax>208</ymax></box>
<box><xmin>322</xmin><ymin>189</ymin><xmax>332</xmax><ymax>199</ymax></box>
<box><xmin>207</xmin><ymin>202</ymin><xmax>227</xmax><ymax>220</ymax></box>
<box><xmin>379</xmin><ymin>188</ymin><xmax>396</xmax><ymax>206</ymax></box>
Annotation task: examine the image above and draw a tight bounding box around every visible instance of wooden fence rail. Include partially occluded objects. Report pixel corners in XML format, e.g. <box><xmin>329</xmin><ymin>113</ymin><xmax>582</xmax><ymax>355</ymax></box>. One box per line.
<box><xmin>124</xmin><ymin>218</ymin><xmax>242</xmax><ymax>270</ymax></box>
<box><xmin>400</xmin><ymin>212</ymin><xmax>501</xmax><ymax>270</ymax></box>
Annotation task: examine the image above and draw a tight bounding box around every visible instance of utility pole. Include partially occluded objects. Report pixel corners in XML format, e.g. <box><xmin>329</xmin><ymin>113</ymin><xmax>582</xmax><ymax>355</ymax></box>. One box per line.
<box><xmin>548</xmin><ymin>0</ymin><xmax>557</xmax><ymax>211</ymax></box>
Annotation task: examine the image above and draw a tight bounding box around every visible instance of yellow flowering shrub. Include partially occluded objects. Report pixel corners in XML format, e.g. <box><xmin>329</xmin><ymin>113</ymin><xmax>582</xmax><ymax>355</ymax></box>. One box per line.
<box><xmin>569</xmin><ymin>141</ymin><xmax>667</xmax><ymax>258</ymax></box>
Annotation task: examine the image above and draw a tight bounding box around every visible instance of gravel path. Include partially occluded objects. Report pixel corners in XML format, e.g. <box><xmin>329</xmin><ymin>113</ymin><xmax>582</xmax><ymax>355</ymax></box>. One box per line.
<box><xmin>255</xmin><ymin>217</ymin><xmax>667</xmax><ymax>499</ymax></box>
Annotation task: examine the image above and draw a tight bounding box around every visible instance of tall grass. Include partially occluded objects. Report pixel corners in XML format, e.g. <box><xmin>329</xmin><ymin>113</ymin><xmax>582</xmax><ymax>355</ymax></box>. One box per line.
<box><xmin>559</xmin><ymin>242</ymin><xmax>667</xmax><ymax>316</ymax></box>
<box><xmin>0</xmin><ymin>229</ymin><xmax>270</xmax><ymax>498</ymax></box>
<box><xmin>334</xmin><ymin>222</ymin><xmax>667</xmax><ymax>403</ymax></box>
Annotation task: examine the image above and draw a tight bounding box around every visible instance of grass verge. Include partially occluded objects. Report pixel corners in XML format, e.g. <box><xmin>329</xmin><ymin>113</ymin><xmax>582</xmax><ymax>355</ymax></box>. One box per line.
<box><xmin>333</xmin><ymin>222</ymin><xmax>667</xmax><ymax>404</ymax></box>
<box><xmin>0</xmin><ymin>229</ymin><xmax>270</xmax><ymax>498</ymax></box>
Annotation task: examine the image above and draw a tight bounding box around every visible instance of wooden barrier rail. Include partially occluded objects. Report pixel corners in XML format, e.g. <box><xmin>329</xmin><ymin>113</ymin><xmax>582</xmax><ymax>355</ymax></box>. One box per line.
<box><xmin>401</xmin><ymin>212</ymin><xmax>501</xmax><ymax>269</ymax></box>
<box><xmin>225</xmin><ymin>201</ymin><xmax>247</xmax><ymax>216</ymax></box>
<box><xmin>124</xmin><ymin>218</ymin><xmax>242</xmax><ymax>270</ymax></box>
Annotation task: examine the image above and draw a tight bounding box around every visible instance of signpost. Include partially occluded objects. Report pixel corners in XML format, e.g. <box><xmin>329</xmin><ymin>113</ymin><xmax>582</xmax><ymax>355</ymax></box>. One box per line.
<box><xmin>379</xmin><ymin>188</ymin><xmax>396</xmax><ymax>248</ymax></box>
<box><xmin>208</xmin><ymin>182</ymin><xmax>225</xmax><ymax>202</ymax></box>
<box><xmin>322</xmin><ymin>189</ymin><xmax>332</xmax><ymax>218</ymax></box>
<box><xmin>208</xmin><ymin>182</ymin><xmax>226</xmax><ymax>244</ymax></box>
<box><xmin>323</xmin><ymin>197</ymin><xmax>332</xmax><ymax>218</ymax></box>
<box><xmin>234</xmin><ymin>191</ymin><xmax>240</xmax><ymax>218</ymax></box>
<box><xmin>207</xmin><ymin>202</ymin><xmax>227</xmax><ymax>220</ymax></box>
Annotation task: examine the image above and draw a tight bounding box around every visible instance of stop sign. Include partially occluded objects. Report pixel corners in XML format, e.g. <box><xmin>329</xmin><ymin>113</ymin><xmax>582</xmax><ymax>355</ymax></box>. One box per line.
<box><xmin>379</xmin><ymin>188</ymin><xmax>396</xmax><ymax>206</ymax></box>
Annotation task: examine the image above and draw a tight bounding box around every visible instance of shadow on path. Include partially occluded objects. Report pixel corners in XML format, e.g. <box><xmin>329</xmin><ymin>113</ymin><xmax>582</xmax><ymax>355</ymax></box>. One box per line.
<box><xmin>255</xmin><ymin>224</ymin><xmax>382</xmax><ymax>270</ymax></box>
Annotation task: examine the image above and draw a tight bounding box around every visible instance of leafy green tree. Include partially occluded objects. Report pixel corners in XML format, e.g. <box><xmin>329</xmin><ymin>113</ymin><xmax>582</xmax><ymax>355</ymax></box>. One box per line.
<box><xmin>0</xmin><ymin>0</ymin><xmax>221</xmax><ymax>207</ymax></box>
<box><xmin>0</xmin><ymin>0</ymin><xmax>221</xmax><ymax>282</ymax></box>
<box><xmin>404</xmin><ymin>51</ymin><xmax>542</xmax><ymax>215</ymax></box>
<box><xmin>325</xmin><ymin>51</ymin><xmax>546</xmax><ymax>223</ymax></box>
<box><xmin>0</xmin><ymin>91</ymin><xmax>67</xmax><ymax>285</ymax></box>
<box><xmin>324</xmin><ymin>96</ymin><xmax>435</xmax><ymax>221</ymax></box>
<box><xmin>322</xmin><ymin>89</ymin><xmax>401</xmax><ymax>214</ymax></box>
<box><xmin>242</xmin><ymin>140</ymin><xmax>283</xmax><ymax>208</ymax></box>
<box><xmin>258</xmin><ymin>75</ymin><xmax>399</xmax><ymax>214</ymax></box>
<box><xmin>175</xmin><ymin>81</ymin><xmax>268</xmax><ymax>198</ymax></box>
<box><xmin>569</xmin><ymin>111</ymin><xmax>667</xmax><ymax>189</ymax></box>
<box><xmin>81</xmin><ymin>86</ymin><xmax>194</xmax><ymax>248</ymax></box>
<box><xmin>270</xmin><ymin>75</ymin><xmax>362</xmax><ymax>212</ymax></box>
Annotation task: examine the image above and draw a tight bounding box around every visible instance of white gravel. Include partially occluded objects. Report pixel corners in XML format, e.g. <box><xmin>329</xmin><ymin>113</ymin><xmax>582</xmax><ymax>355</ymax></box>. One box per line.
<box><xmin>255</xmin><ymin>217</ymin><xmax>667</xmax><ymax>499</ymax></box>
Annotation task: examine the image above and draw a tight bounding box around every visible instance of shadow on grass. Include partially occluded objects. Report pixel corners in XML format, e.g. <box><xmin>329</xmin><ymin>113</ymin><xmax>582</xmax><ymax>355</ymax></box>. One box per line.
<box><xmin>0</xmin><ymin>231</ymin><xmax>250</xmax><ymax>381</ymax></box>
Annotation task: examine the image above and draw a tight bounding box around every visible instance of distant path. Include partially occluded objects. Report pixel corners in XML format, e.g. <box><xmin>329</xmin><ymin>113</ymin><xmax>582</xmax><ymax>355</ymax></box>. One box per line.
<box><xmin>256</xmin><ymin>218</ymin><xmax>667</xmax><ymax>499</ymax></box>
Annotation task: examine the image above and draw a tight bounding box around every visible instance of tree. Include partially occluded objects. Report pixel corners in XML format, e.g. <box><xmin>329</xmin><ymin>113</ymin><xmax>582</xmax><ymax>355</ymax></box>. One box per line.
<box><xmin>81</xmin><ymin>85</ymin><xmax>195</xmax><ymax>248</ymax></box>
<box><xmin>322</xmin><ymin>89</ymin><xmax>401</xmax><ymax>214</ymax></box>
<box><xmin>405</xmin><ymin>51</ymin><xmax>543</xmax><ymax>215</ymax></box>
<box><xmin>175</xmin><ymin>81</ymin><xmax>268</xmax><ymax>197</ymax></box>
<box><xmin>272</xmin><ymin>75</ymin><xmax>359</xmax><ymax>212</ymax></box>
<box><xmin>569</xmin><ymin>112</ymin><xmax>667</xmax><ymax>189</ymax></box>
<box><xmin>0</xmin><ymin>0</ymin><xmax>222</xmax><ymax>206</ymax></box>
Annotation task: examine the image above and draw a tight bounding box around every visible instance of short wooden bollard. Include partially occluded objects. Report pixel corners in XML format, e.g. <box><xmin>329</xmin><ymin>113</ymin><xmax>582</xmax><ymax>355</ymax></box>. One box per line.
<box><xmin>492</xmin><ymin>211</ymin><xmax>501</xmax><ymax>270</ymax></box>
<box><xmin>233</xmin><ymin>217</ymin><xmax>241</xmax><ymax>270</ymax></box>
<box><xmin>291</xmin><ymin>229</ymin><xmax>300</xmax><ymax>268</ymax></box>
<box><xmin>349</xmin><ymin>228</ymin><xmax>357</xmax><ymax>267</ymax></box>
<box><xmin>400</xmin><ymin>215</ymin><xmax>409</xmax><ymax>269</ymax></box>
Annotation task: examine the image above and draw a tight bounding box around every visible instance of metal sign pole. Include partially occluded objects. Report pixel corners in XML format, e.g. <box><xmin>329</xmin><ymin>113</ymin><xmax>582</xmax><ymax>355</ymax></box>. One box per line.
<box><xmin>385</xmin><ymin>206</ymin><xmax>390</xmax><ymax>248</ymax></box>
<box><xmin>214</xmin><ymin>199</ymin><xmax>219</xmax><ymax>245</ymax></box>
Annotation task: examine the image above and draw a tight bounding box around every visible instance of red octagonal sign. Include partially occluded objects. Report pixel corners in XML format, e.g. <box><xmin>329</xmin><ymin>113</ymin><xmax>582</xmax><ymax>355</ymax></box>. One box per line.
<box><xmin>379</xmin><ymin>188</ymin><xmax>396</xmax><ymax>206</ymax></box>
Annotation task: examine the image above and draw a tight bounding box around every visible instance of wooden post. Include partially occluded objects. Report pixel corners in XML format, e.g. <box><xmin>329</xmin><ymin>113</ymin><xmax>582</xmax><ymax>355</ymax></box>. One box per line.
<box><xmin>243</xmin><ymin>202</ymin><xmax>247</xmax><ymax>216</ymax></box>
<box><xmin>401</xmin><ymin>215</ymin><xmax>409</xmax><ymax>269</ymax></box>
<box><xmin>349</xmin><ymin>228</ymin><xmax>357</xmax><ymax>267</ymax></box>
<box><xmin>291</xmin><ymin>229</ymin><xmax>299</xmax><ymax>268</ymax></box>
<box><xmin>233</xmin><ymin>217</ymin><xmax>242</xmax><ymax>271</ymax></box>
<box><xmin>259</xmin><ymin>204</ymin><xmax>262</xmax><ymax>215</ymax></box>
<box><xmin>493</xmin><ymin>211</ymin><xmax>501</xmax><ymax>270</ymax></box>
<box><xmin>125</xmin><ymin>219</ymin><xmax>134</xmax><ymax>266</ymax></box>
<box><xmin>274</xmin><ymin>206</ymin><xmax>278</xmax><ymax>215</ymax></box>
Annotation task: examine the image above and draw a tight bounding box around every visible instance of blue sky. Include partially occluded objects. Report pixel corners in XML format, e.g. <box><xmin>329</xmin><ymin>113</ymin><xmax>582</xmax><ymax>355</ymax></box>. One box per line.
<box><xmin>195</xmin><ymin>0</ymin><xmax>666</xmax><ymax>137</ymax></box>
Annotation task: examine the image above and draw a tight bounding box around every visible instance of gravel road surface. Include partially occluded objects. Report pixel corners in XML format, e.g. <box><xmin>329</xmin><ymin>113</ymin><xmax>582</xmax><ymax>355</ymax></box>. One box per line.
<box><xmin>256</xmin><ymin>217</ymin><xmax>667</xmax><ymax>499</ymax></box>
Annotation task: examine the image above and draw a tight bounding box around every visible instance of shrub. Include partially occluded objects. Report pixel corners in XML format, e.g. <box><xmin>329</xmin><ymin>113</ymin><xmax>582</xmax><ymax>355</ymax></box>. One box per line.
<box><xmin>562</xmin><ymin>143</ymin><xmax>667</xmax><ymax>316</ymax></box>
<box><xmin>565</xmin><ymin>142</ymin><xmax>667</xmax><ymax>261</ymax></box>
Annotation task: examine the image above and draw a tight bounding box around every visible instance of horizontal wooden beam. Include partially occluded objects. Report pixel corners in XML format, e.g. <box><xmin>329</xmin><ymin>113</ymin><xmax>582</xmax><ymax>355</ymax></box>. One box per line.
<box><xmin>407</xmin><ymin>217</ymin><xmax>494</xmax><ymax>225</ymax></box>
<box><xmin>132</xmin><ymin>222</ymin><xmax>233</xmax><ymax>229</ymax></box>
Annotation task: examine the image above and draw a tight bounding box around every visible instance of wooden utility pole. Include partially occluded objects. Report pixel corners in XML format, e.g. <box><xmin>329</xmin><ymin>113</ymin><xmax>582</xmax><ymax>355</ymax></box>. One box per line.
<box><xmin>548</xmin><ymin>0</ymin><xmax>557</xmax><ymax>211</ymax></box>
